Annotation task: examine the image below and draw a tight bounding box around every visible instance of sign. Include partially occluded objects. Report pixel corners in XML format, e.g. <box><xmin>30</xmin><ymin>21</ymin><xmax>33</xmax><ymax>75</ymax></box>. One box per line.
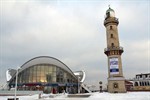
<box><xmin>58</xmin><ymin>84</ymin><xmax>65</xmax><ymax>86</ymax></box>
<box><xmin>109</xmin><ymin>57</ymin><xmax>119</xmax><ymax>75</ymax></box>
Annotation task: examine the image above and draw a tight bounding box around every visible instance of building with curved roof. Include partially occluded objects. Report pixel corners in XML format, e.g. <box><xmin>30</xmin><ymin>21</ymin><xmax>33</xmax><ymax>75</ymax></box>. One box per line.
<box><xmin>7</xmin><ymin>56</ymin><xmax>79</xmax><ymax>93</ymax></box>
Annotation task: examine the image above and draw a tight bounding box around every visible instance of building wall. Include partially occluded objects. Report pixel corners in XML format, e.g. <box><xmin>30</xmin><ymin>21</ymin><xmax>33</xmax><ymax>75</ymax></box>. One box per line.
<box><xmin>133</xmin><ymin>73</ymin><xmax>150</xmax><ymax>91</ymax></box>
<box><xmin>9</xmin><ymin>64</ymin><xmax>77</xmax><ymax>84</ymax></box>
<box><xmin>108</xmin><ymin>80</ymin><xmax>126</xmax><ymax>93</ymax></box>
<box><xmin>133</xmin><ymin>86</ymin><xmax>150</xmax><ymax>91</ymax></box>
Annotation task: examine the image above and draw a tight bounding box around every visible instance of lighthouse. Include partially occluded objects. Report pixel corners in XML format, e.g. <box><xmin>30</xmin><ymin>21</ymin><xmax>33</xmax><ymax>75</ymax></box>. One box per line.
<box><xmin>104</xmin><ymin>6</ymin><xmax>127</xmax><ymax>93</ymax></box>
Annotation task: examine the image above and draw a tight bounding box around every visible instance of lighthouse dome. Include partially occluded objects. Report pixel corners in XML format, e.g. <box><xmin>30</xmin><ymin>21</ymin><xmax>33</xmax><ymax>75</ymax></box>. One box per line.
<box><xmin>105</xmin><ymin>6</ymin><xmax>115</xmax><ymax>18</ymax></box>
<box><xmin>106</xmin><ymin>7</ymin><xmax>114</xmax><ymax>13</ymax></box>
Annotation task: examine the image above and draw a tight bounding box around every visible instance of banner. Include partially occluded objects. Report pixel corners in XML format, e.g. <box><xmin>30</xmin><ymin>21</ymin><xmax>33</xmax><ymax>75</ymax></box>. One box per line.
<box><xmin>109</xmin><ymin>57</ymin><xmax>119</xmax><ymax>75</ymax></box>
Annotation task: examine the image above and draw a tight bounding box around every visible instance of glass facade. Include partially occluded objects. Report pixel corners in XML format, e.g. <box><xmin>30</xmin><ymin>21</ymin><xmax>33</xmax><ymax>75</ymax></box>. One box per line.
<box><xmin>9</xmin><ymin>64</ymin><xmax>78</xmax><ymax>93</ymax></box>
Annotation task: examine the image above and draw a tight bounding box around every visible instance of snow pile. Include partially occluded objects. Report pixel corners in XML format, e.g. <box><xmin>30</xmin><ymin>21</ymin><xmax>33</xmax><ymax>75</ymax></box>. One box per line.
<box><xmin>0</xmin><ymin>92</ymin><xmax>149</xmax><ymax>100</ymax></box>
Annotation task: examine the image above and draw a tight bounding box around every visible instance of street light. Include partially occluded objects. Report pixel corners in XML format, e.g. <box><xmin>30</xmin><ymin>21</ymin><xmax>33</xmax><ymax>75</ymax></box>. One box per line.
<box><xmin>15</xmin><ymin>67</ymin><xmax>21</xmax><ymax>100</ymax></box>
<box><xmin>99</xmin><ymin>81</ymin><xmax>103</xmax><ymax>93</ymax></box>
<box><xmin>78</xmin><ymin>76</ymin><xmax>80</xmax><ymax>94</ymax></box>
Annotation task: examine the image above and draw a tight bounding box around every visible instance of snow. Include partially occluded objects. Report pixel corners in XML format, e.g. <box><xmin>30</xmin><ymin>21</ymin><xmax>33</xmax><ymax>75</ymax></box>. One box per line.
<box><xmin>0</xmin><ymin>94</ymin><xmax>39</xmax><ymax>100</ymax></box>
<box><xmin>89</xmin><ymin>92</ymin><xmax>150</xmax><ymax>100</ymax></box>
<box><xmin>0</xmin><ymin>92</ymin><xmax>149</xmax><ymax>100</ymax></box>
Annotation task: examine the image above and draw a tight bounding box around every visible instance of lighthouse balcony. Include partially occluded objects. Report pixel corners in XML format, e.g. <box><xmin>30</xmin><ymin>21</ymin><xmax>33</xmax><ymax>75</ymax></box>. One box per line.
<box><xmin>104</xmin><ymin>46</ymin><xmax>124</xmax><ymax>55</ymax></box>
<box><xmin>104</xmin><ymin>17</ymin><xmax>119</xmax><ymax>26</ymax></box>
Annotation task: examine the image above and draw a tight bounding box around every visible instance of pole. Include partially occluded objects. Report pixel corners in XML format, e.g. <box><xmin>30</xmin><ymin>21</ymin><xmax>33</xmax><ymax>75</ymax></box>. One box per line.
<box><xmin>15</xmin><ymin>68</ymin><xmax>18</xmax><ymax>100</ymax></box>
<box><xmin>78</xmin><ymin>76</ymin><xmax>80</xmax><ymax>94</ymax></box>
<box><xmin>99</xmin><ymin>81</ymin><xmax>103</xmax><ymax>93</ymax></box>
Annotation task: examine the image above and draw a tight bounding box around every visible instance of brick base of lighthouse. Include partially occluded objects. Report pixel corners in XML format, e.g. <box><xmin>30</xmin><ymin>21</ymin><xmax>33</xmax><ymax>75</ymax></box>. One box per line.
<box><xmin>108</xmin><ymin>77</ymin><xmax>127</xmax><ymax>93</ymax></box>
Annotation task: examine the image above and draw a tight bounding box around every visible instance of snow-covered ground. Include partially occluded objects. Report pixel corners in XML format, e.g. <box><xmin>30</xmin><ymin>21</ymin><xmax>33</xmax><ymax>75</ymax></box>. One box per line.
<box><xmin>0</xmin><ymin>92</ymin><xmax>149</xmax><ymax>100</ymax></box>
<box><xmin>90</xmin><ymin>92</ymin><xmax>150</xmax><ymax>100</ymax></box>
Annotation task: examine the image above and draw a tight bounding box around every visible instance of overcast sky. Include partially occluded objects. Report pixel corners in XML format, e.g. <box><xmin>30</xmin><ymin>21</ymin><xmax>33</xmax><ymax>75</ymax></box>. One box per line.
<box><xmin>0</xmin><ymin>0</ymin><xmax>149</xmax><ymax>88</ymax></box>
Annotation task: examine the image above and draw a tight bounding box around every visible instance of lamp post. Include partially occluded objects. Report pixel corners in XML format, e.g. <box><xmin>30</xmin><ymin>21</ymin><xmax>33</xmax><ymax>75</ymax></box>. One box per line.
<box><xmin>15</xmin><ymin>67</ymin><xmax>20</xmax><ymax>100</ymax></box>
<box><xmin>99</xmin><ymin>81</ymin><xmax>103</xmax><ymax>93</ymax></box>
<box><xmin>78</xmin><ymin>76</ymin><xmax>80</xmax><ymax>94</ymax></box>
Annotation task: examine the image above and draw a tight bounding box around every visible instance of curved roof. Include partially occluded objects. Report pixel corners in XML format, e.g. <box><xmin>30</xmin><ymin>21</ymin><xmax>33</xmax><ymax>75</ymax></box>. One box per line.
<box><xmin>11</xmin><ymin>56</ymin><xmax>77</xmax><ymax>81</ymax></box>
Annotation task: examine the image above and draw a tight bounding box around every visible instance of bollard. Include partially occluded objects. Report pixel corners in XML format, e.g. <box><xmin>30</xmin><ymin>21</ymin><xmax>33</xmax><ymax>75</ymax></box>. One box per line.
<box><xmin>39</xmin><ymin>93</ymin><xmax>41</xmax><ymax>99</ymax></box>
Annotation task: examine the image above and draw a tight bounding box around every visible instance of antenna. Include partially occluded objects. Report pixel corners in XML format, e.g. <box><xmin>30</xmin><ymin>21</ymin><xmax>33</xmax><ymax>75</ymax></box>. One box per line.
<box><xmin>108</xmin><ymin>5</ymin><xmax>110</xmax><ymax>9</ymax></box>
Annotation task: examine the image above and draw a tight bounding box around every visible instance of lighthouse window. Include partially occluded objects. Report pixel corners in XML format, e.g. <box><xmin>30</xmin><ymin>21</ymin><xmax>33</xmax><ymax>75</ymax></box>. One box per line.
<box><xmin>111</xmin><ymin>34</ymin><xmax>113</xmax><ymax>38</ymax></box>
<box><xmin>111</xmin><ymin>43</ymin><xmax>114</xmax><ymax>47</ymax></box>
<box><xmin>110</xmin><ymin>26</ymin><xmax>113</xmax><ymax>30</ymax></box>
<box><xmin>106</xmin><ymin>12</ymin><xmax>110</xmax><ymax>18</ymax></box>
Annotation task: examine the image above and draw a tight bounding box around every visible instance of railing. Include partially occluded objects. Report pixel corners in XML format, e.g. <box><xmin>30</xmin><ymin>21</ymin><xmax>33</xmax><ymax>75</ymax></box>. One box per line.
<box><xmin>133</xmin><ymin>77</ymin><xmax>150</xmax><ymax>81</ymax></box>
<box><xmin>104</xmin><ymin>17</ymin><xmax>119</xmax><ymax>26</ymax></box>
<box><xmin>0</xmin><ymin>90</ymin><xmax>43</xmax><ymax>96</ymax></box>
<box><xmin>104</xmin><ymin>46</ymin><xmax>123</xmax><ymax>52</ymax></box>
